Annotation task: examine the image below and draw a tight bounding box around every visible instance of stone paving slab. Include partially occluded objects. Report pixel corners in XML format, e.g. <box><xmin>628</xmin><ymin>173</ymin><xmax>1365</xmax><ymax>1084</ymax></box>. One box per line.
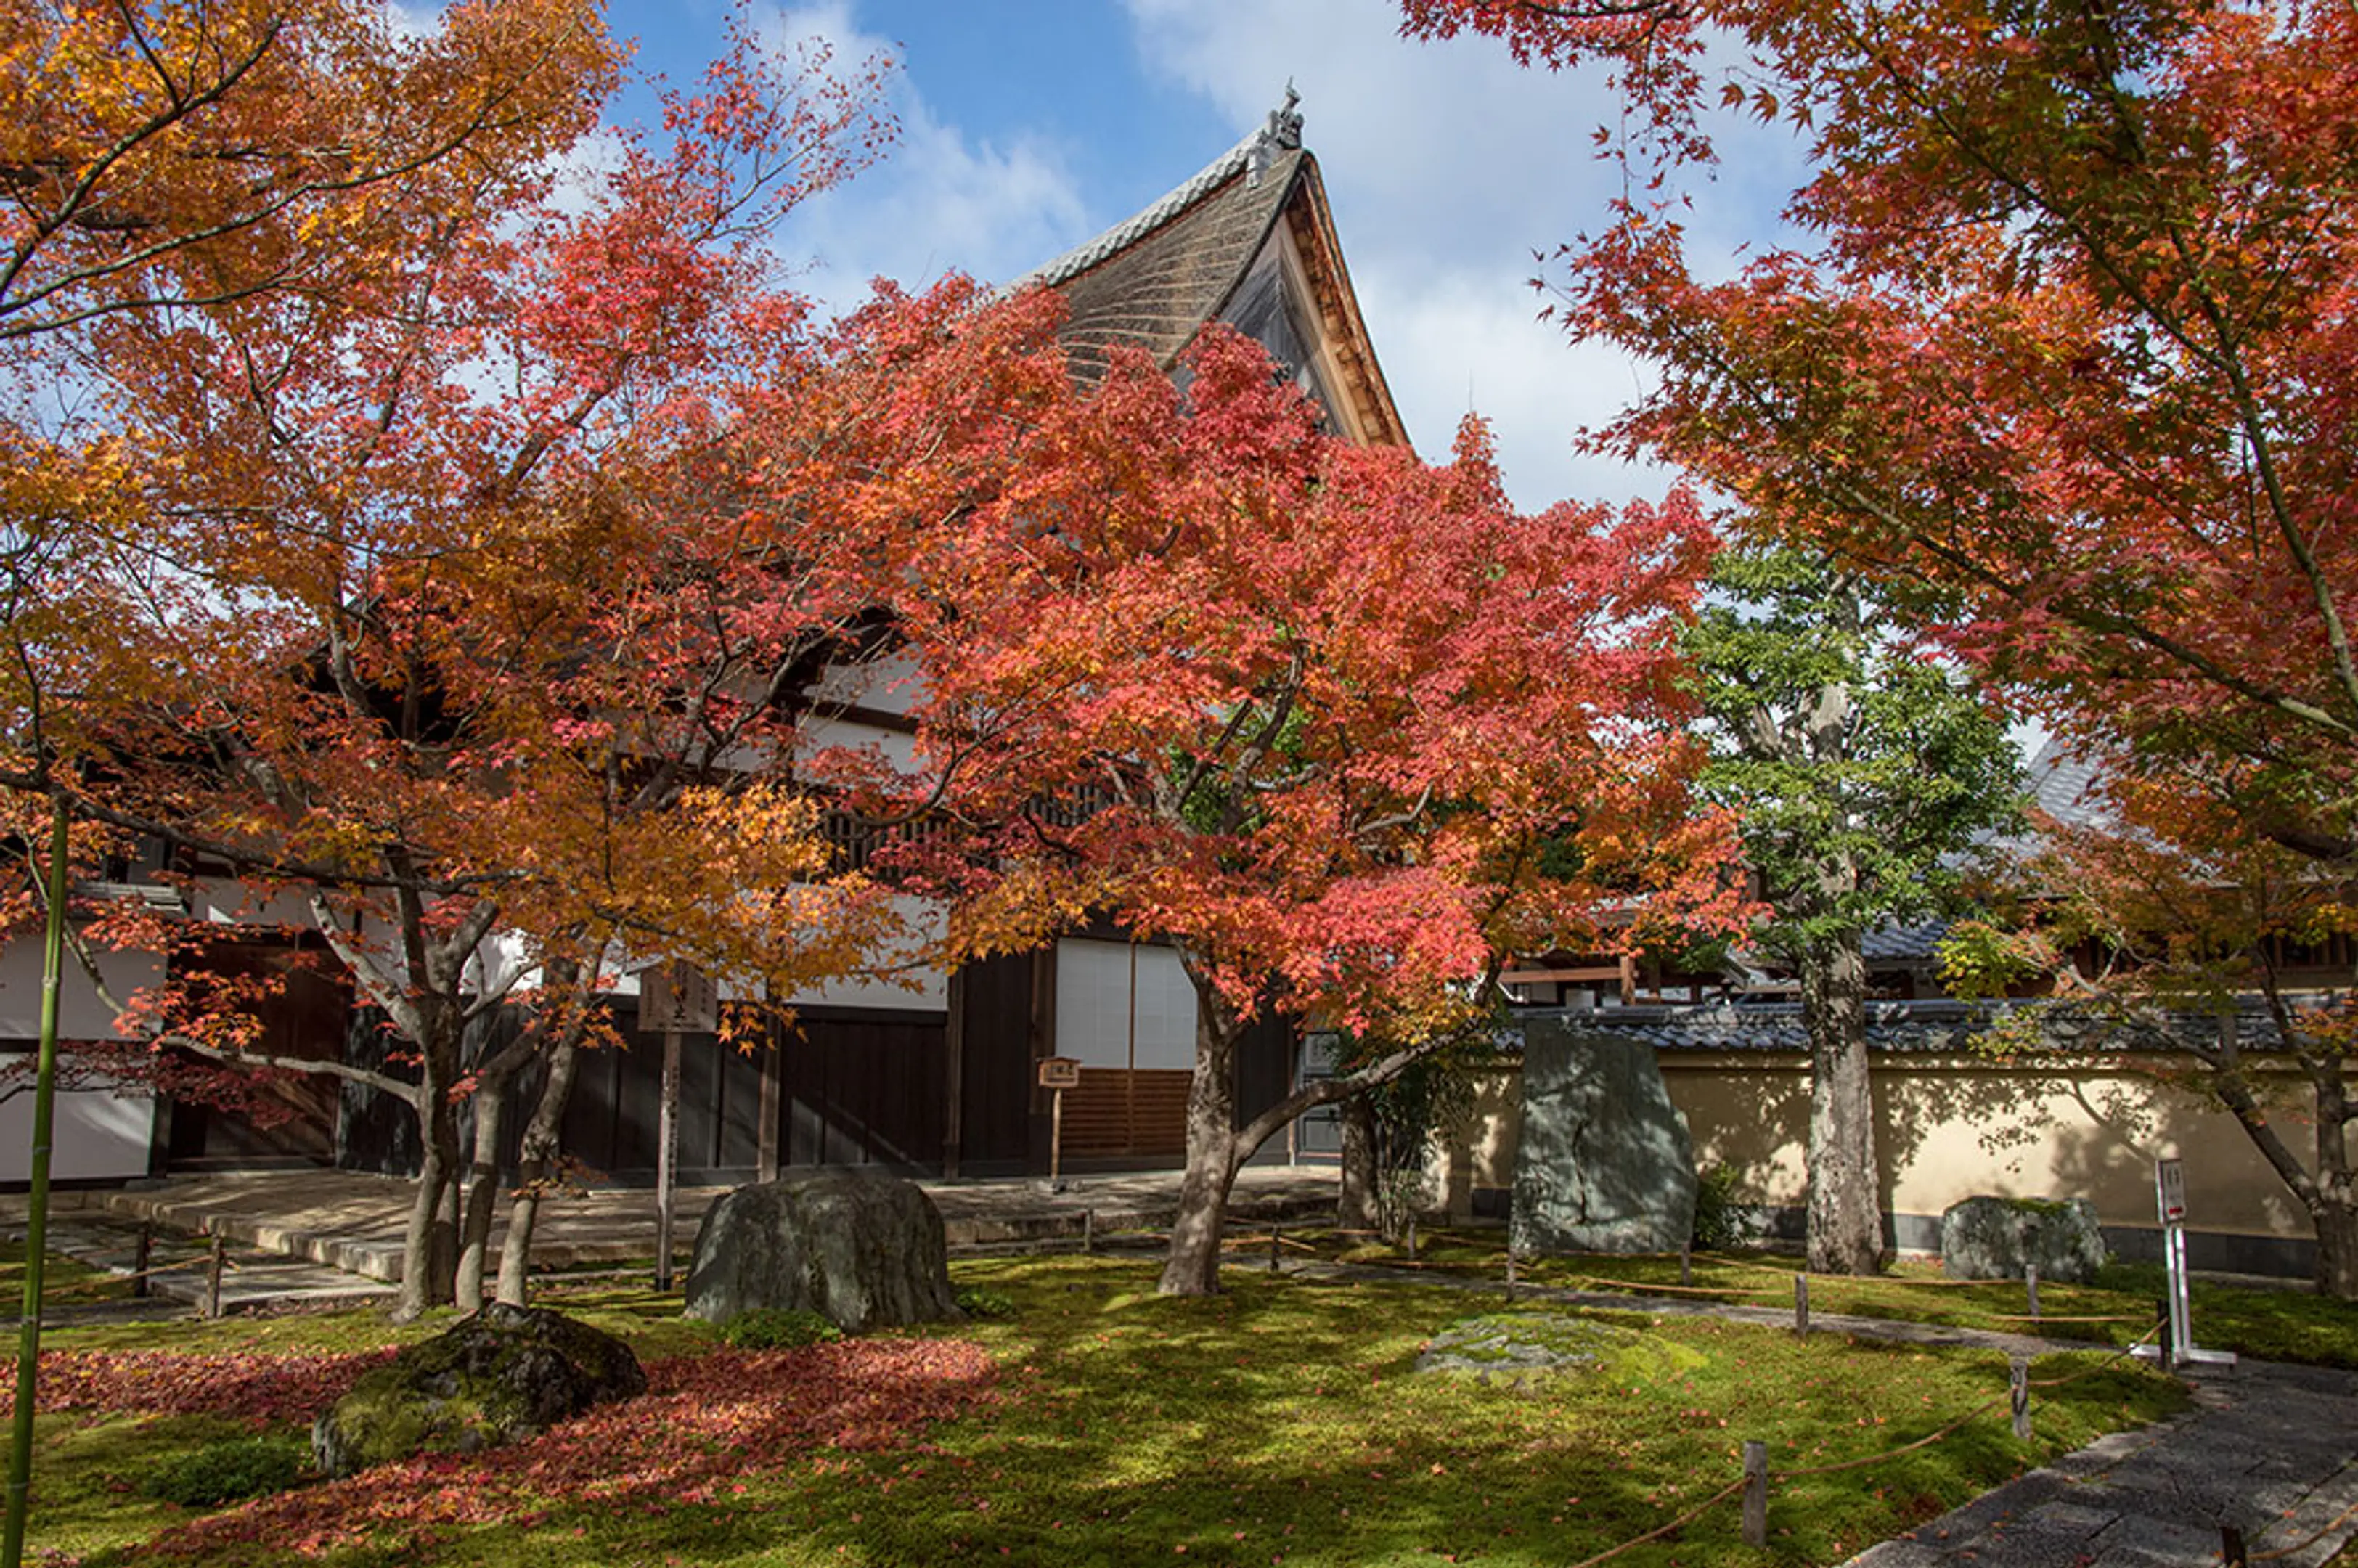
<box><xmin>1846</xmin><ymin>1360</ymin><xmax>2358</xmax><ymax>1567</ymax></box>
<box><xmin>7</xmin><ymin>1165</ymin><xmax>1342</xmax><ymax>1288</ymax></box>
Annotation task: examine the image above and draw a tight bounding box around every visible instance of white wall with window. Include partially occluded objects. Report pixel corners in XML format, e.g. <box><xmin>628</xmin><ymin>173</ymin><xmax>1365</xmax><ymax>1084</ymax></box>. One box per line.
<box><xmin>1053</xmin><ymin>938</ymin><xmax>1197</xmax><ymax>1071</ymax></box>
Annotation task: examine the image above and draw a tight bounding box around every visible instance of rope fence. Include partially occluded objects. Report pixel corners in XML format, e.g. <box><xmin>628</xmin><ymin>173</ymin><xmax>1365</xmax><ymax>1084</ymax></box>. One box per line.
<box><xmin>1548</xmin><ymin>1317</ymin><xmax>2171</xmax><ymax>1562</ymax></box>
<box><xmin>1067</xmin><ymin>1217</ymin><xmax>2203</xmax><ymax>1561</ymax></box>
<box><xmin>1</xmin><ymin>1229</ymin><xmax>238</xmax><ymax>1318</ymax></box>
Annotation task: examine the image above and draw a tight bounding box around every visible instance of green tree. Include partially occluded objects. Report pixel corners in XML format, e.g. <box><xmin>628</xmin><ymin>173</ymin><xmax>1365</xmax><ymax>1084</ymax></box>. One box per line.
<box><xmin>1688</xmin><ymin>542</ymin><xmax>2021</xmax><ymax>1273</ymax></box>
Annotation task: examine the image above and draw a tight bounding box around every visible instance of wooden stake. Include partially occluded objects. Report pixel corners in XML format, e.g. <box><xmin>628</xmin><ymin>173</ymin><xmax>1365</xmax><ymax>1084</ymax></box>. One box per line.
<box><xmin>1504</xmin><ymin>1247</ymin><xmax>1517</xmax><ymax>1297</ymax></box>
<box><xmin>2010</xmin><ymin>1356</ymin><xmax>2031</xmax><ymax>1440</ymax></box>
<box><xmin>2221</xmin><ymin>1525</ymin><xmax>2248</xmax><ymax>1567</ymax></box>
<box><xmin>1679</xmin><ymin>1245</ymin><xmax>1692</xmax><ymax>1288</ymax></box>
<box><xmin>1793</xmin><ymin>1273</ymin><xmax>1809</xmax><ymax>1336</ymax></box>
<box><xmin>1741</xmin><ymin>1440</ymin><xmax>1768</xmax><ymax>1547</ymax></box>
<box><xmin>2025</xmin><ymin>1264</ymin><xmax>2041</xmax><ymax>1322</ymax></box>
<box><xmin>1405</xmin><ymin>1217</ymin><xmax>1418</xmax><ymax>1262</ymax></box>
<box><xmin>1269</xmin><ymin>1225</ymin><xmax>1282</xmax><ymax>1273</ymax></box>
<box><xmin>203</xmin><ymin>1235</ymin><xmax>224</xmax><ymax>1321</ymax></box>
<box><xmin>1082</xmin><ymin>1207</ymin><xmax>1096</xmax><ymax>1255</ymax></box>
<box><xmin>131</xmin><ymin>1225</ymin><xmax>152</xmax><ymax>1301</ymax></box>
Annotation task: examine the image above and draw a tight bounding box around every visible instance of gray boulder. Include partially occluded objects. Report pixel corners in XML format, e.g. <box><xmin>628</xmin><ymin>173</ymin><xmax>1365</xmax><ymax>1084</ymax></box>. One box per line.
<box><xmin>685</xmin><ymin>1170</ymin><xmax>961</xmax><ymax>1331</ymax></box>
<box><xmin>1511</xmin><ymin>1018</ymin><xmax>1698</xmax><ymax>1255</ymax></box>
<box><xmin>312</xmin><ymin>1303</ymin><xmax>645</xmax><ymax>1477</ymax></box>
<box><xmin>1941</xmin><ymin>1195</ymin><xmax>2106</xmax><ymax>1283</ymax></box>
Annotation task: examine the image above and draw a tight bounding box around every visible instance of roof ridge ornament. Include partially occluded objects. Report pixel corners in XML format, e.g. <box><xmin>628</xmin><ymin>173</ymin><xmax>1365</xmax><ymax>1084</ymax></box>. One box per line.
<box><xmin>1249</xmin><ymin>83</ymin><xmax>1302</xmax><ymax>186</ymax></box>
<box><xmin>1269</xmin><ymin>82</ymin><xmax>1302</xmax><ymax>149</ymax></box>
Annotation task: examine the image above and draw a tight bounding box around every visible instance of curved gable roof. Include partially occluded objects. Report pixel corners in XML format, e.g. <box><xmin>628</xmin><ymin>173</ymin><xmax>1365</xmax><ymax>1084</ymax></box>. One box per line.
<box><xmin>1013</xmin><ymin>99</ymin><xmax>1409</xmax><ymax>449</ymax></box>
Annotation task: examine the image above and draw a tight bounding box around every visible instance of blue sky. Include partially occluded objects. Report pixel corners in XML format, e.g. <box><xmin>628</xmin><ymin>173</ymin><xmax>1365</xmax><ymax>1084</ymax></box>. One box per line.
<box><xmin>598</xmin><ymin>1</ymin><xmax>1802</xmax><ymax>512</ymax></box>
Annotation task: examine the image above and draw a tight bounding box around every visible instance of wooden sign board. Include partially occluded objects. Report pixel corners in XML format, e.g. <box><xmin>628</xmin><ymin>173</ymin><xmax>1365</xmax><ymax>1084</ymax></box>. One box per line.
<box><xmin>1037</xmin><ymin>1055</ymin><xmax>1082</xmax><ymax>1090</ymax></box>
<box><xmin>641</xmin><ymin>960</ymin><xmax>718</xmax><ymax>1034</ymax></box>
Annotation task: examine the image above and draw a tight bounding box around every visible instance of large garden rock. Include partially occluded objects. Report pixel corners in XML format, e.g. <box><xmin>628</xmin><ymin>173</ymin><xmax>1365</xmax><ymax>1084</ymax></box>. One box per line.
<box><xmin>684</xmin><ymin>1169</ymin><xmax>960</xmax><ymax>1331</ymax></box>
<box><xmin>311</xmin><ymin>1303</ymin><xmax>645</xmax><ymax>1477</ymax></box>
<box><xmin>1511</xmin><ymin>1018</ymin><xmax>1698</xmax><ymax>1255</ymax></box>
<box><xmin>1941</xmin><ymin>1194</ymin><xmax>2106</xmax><ymax>1283</ymax></box>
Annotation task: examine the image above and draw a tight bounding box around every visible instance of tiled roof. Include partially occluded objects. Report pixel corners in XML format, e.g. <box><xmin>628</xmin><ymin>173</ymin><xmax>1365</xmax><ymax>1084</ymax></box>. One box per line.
<box><xmin>1509</xmin><ymin>999</ymin><xmax>2291</xmax><ymax>1054</ymax></box>
<box><xmin>2025</xmin><ymin>738</ymin><xmax>2113</xmax><ymax>830</ymax></box>
<box><xmin>1016</xmin><ymin>128</ymin><xmax>1306</xmax><ymax>388</ymax></box>
<box><xmin>1005</xmin><ymin>94</ymin><xmax>1408</xmax><ymax>451</ymax></box>
<box><xmin>1859</xmin><ymin>918</ymin><xmax>1951</xmax><ymax>963</ymax></box>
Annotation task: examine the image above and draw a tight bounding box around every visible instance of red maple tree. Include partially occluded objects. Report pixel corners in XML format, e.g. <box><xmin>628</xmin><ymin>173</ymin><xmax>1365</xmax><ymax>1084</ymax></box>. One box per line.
<box><xmin>892</xmin><ymin>329</ymin><xmax>1741</xmax><ymax>1294</ymax></box>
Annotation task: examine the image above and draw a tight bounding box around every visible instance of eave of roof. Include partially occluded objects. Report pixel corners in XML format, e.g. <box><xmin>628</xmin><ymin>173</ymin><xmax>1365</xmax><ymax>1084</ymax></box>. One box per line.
<box><xmin>1010</xmin><ymin>99</ymin><xmax>1408</xmax><ymax>449</ymax></box>
<box><xmin>1506</xmin><ymin>998</ymin><xmax>2296</xmax><ymax>1054</ymax></box>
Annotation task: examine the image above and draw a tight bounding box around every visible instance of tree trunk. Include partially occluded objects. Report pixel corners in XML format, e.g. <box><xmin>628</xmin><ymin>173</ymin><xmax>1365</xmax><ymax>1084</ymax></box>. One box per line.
<box><xmin>1159</xmin><ymin>984</ymin><xmax>1243</xmax><ymax>1297</ymax></box>
<box><xmin>2312</xmin><ymin>1191</ymin><xmax>2358</xmax><ymax>1299</ymax></box>
<box><xmin>1337</xmin><ymin>1093</ymin><xmax>1379</xmax><ymax>1235</ymax></box>
<box><xmin>454</xmin><ymin>1078</ymin><xmax>508</xmax><ymax>1312</ymax></box>
<box><xmin>497</xmin><ymin>1036</ymin><xmax>581</xmax><ymax>1306</ymax></box>
<box><xmin>395</xmin><ymin>1021</ymin><xmax>463</xmax><ymax>1321</ymax></box>
<box><xmin>1803</xmin><ymin>928</ymin><xmax>1882</xmax><ymax>1275</ymax></box>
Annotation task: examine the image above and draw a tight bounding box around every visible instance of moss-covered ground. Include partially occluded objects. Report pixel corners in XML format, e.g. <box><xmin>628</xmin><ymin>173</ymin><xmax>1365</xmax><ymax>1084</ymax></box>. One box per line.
<box><xmin>1221</xmin><ymin>1225</ymin><xmax>2358</xmax><ymax>1365</ymax></box>
<box><xmin>12</xmin><ymin>1249</ymin><xmax>2214</xmax><ymax>1568</ymax></box>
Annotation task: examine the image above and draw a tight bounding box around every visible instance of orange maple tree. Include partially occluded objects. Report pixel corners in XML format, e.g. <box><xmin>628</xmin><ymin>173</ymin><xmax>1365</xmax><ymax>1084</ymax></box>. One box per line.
<box><xmin>2</xmin><ymin>4</ymin><xmax>920</xmax><ymax>1317</ymax></box>
<box><xmin>1406</xmin><ymin>0</ymin><xmax>2358</xmax><ymax>1290</ymax></box>
<box><xmin>890</xmin><ymin>329</ymin><xmax>1742</xmax><ymax>1294</ymax></box>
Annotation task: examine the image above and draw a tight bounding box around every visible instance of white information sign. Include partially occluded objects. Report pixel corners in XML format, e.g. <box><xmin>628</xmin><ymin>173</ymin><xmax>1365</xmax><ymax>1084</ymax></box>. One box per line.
<box><xmin>2155</xmin><ymin>1157</ymin><xmax>2187</xmax><ymax>1224</ymax></box>
<box><xmin>2143</xmin><ymin>1156</ymin><xmax>2234</xmax><ymax>1368</ymax></box>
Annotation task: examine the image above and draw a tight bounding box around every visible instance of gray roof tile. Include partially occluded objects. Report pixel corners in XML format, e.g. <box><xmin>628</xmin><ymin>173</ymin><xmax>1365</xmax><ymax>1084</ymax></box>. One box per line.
<box><xmin>1512</xmin><ymin>998</ymin><xmax>2291</xmax><ymax>1054</ymax></box>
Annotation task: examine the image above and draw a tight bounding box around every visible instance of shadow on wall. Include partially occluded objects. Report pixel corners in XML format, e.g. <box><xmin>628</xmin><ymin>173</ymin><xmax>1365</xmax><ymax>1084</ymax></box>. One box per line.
<box><xmin>1675</xmin><ymin>1054</ymin><xmax>2322</xmax><ymax>1242</ymax></box>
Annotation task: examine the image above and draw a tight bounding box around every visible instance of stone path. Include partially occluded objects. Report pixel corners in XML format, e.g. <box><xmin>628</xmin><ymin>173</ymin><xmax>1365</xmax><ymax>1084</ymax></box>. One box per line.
<box><xmin>1844</xmin><ymin>1358</ymin><xmax>2358</xmax><ymax>1567</ymax></box>
<box><xmin>2</xmin><ymin>1164</ymin><xmax>1342</xmax><ymax>1306</ymax></box>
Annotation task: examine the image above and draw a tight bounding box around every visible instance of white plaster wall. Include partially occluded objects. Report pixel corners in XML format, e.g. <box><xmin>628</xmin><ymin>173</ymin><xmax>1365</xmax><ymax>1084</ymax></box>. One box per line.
<box><xmin>0</xmin><ymin>942</ymin><xmax>160</xmax><ymax>1041</ymax></box>
<box><xmin>0</xmin><ymin>934</ymin><xmax>166</xmax><ymax>1183</ymax></box>
<box><xmin>0</xmin><ymin>1087</ymin><xmax>154</xmax><ymax>1182</ymax></box>
<box><xmin>797</xmin><ymin>716</ymin><xmax>918</xmax><ymax>771</ymax></box>
<box><xmin>189</xmin><ymin>878</ymin><xmax>320</xmax><ymax>930</ymax></box>
<box><xmin>808</xmin><ymin>650</ymin><xmax>926</xmax><ymax>716</ymax></box>
<box><xmin>778</xmin><ymin>895</ymin><xmax>949</xmax><ymax>1011</ymax></box>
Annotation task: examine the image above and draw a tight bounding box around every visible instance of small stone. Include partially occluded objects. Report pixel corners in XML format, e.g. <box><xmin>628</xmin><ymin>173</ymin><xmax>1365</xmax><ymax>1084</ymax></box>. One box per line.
<box><xmin>1413</xmin><ymin>1310</ymin><xmax>1707</xmax><ymax>1383</ymax></box>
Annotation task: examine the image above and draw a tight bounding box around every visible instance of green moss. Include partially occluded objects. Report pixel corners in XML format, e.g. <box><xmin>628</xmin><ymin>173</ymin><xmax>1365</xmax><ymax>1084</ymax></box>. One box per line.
<box><xmin>144</xmin><ymin>1436</ymin><xmax>309</xmax><ymax>1508</ymax></box>
<box><xmin>953</xmin><ymin>1285</ymin><xmax>1017</xmax><ymax>1319</ymax></box>
<box><xmin>319</xmin><ymin>1367</ymin><xmax>495</xmax><ymax>1469</ymax></box>
<box><xmin>721</xmin><ymin>1307</ymin><xmax>843</xmax><ymax>1349</ymax></box>
<box><xmin>1998</xmin><ymin>1196</ymin><xmax>2075</xmax><ymax>1217</ymax></box>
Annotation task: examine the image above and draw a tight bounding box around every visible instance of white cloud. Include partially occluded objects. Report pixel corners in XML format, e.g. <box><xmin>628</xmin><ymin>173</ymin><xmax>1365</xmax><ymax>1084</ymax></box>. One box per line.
<box><xmin>762</xmin><ymin>4</ymin><xmax>1093</xmax><ymax>311</ymax></box>
<box><xmin>380</xmin><ymin>1</ymin><xmax>444</xmax><ymax>42</ymax></box>
<box><xmin>1353</xmin><ymin>267</ymin><xmax>1672</xmax><ymax>507</ymax></box>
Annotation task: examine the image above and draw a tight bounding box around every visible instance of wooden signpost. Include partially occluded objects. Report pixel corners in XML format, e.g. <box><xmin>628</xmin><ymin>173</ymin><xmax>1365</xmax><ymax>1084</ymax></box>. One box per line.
<box><xmin>1039</xmin><ymin>1056</ymin><xmax>1081</xmax><ymax>1186</ymax></box>
<box><xmin>642</xmin><ymin>960</ymin><xmax>717</xmax><ymax>1291</ymax></box>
